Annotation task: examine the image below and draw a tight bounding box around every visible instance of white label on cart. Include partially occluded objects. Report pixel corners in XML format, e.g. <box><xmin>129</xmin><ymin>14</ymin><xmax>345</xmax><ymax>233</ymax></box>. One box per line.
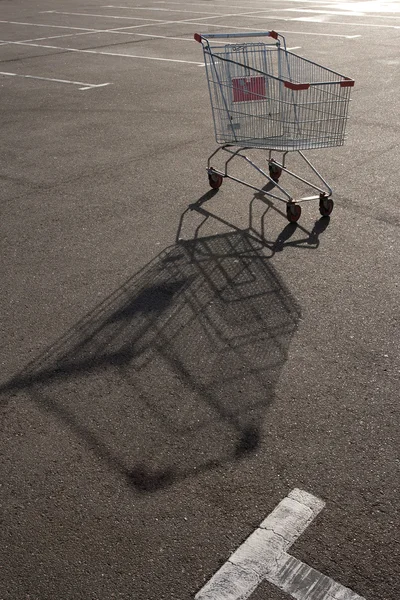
<box><xmin>195</xmin><ymin>488</ymin><xmax>366</xmax><ymax>600</ymax></box>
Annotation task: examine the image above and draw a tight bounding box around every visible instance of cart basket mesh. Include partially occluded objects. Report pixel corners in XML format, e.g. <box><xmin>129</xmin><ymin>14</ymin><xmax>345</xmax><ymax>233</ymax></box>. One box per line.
<box><xmin>202</xmin><ymin>41</ymin><xmax>354</xmax><ymax>150</ymax></box>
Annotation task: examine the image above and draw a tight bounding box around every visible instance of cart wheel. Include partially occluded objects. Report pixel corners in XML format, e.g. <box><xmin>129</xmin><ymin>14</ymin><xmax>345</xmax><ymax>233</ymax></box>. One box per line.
<box><xmin>208</xmin><ymin>171</ymin><xmax>223</xmax><ymax>189</ymax></box>
<box><xmin>286</xmin><ymin>203</ymin><xmax>301</xmax><ymax>223</ymax></box>
<box><xmin>269</xmin><ymin>163</ymin><xmax>282</xmax><ymax>182</ymax></box>
<box><xmin>319</xmin><ymin>196</ymin><xmax>334</xmax><ymax>217</ymax></box>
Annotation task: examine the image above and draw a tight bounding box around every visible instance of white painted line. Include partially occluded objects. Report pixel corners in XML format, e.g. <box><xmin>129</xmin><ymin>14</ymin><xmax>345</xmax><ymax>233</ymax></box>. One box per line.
<box><xmin>15</xmin><ymin>30</ymin><xmax>201</xmax><ymax>44</ymax></box>
<box><xmin>41</xmin><ymin>9</ymin><xmax>277</xmax><ymax>23</ymax></box>
<box><xmin>145</xmin><ymin>0</ymin><xmax>400</xmax><ymax>21</ymax></box>
<box><xmin>0</xmin><ymin>40</ymin><xmax>204</xmax><ymax>66</ymax></box>
<box><xmin>148</xmin><ymin>3</ymin><xmax>400</xmax><ymax>20</ymax></box>
<box><xmin>287</xmin><ymin>46</ymin><xmax>301</xmax><ymax>50</ymax></box>
<box><xmin>0</xmin><ymin>19</ymin><xmax>102</xmax><ymax>32</ymax></box>
<box><xmin>153</xmin><ymin>0</ymin><xmax>360</xmax><ymax>4</ymax></box>
<box><xmin>282</xmin><ymin>7</ymin><xmax>400</xmax><ymax>19</ymax></box>
<box><xmin>286</xmin><ymin>17</ymin><xmax>400</xmax><ymax>28</ymax></box>
<box><xmin>286</xmin><ymin>8</ymin><xmax>367</xmax><ymax>16</ymax></box>
<box><xmin>269</xmin><ymin>553</ymin><xmax>366</xmax><ymax>600</ymax></box>
<box><xmin>180</xmin><ymin>21</ymin><xmax>361</xmax><ymax>38</ymax></box>
<box><xmin>0</xmin><ymin>19</ymin><xmax>150</xmax><ymax>42</ymax></box>
<box><xmin>0</xmin><ymin>16</ymin><xmax>361</xmax><ymax>39</ymax></box>
<box><xmin>195</xmin><ymin>488</ymin><xmax>366</xmax><ymax>600</ymax></box>
<box><xmin>79</xmin><ymin>83</ymin><xmax>111</xmax><ymax>91</ymax></box>
<box><xmin>0</xmin><ymin>71</ymin><xmax>111</xmax><ymax>90</ymax></box>
<box><xmin>12</xmin><ymin>31</ymin><xmax>103</xmax><ymax>43</ymax></box>
<box><xmin>0</xmin><ymin>25</ymin><xmax>203</xmax><ymax>45</ymax></box>
<box><xmin>41</xmin><ymin>9</ymin><xmax>228</xmax><ymax>21</ymax></box>
<box><xmin>102</xmin><ymin>5</ymin><xmax>222</xmax><ymax>15</ymax></box>
<box><xmin>153</xmin><ymin>0</ymin><xmax>332</xmax><ymax>7</ymax></box>
<box><xmin>219</xmin><ymin>10</ymin><xmax>400</xmax><ymax>28</ymax></box>
<box><xmin>0</xmin><ymin>18</ymin><xmax>218</xmax><ymax>43</ymax></box>
<box><xmin>152</xmin><ymin>0</ymin><xmax>378</xmax><ymax>9</ymax></box>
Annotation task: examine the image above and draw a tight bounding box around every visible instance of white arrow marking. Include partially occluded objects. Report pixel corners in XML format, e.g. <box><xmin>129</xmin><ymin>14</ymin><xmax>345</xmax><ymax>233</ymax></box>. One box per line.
<box><xmin>195</xmin><ymin>488</ymin><xmax>366</xmax><ymax>600</ymax></box>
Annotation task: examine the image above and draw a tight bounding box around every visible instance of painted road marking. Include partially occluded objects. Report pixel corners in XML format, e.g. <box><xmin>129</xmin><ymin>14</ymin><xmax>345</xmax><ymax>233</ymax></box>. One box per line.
<box><xmin>154</xmin><ymin>0</ymin><xmax>400</xmax><ymax>10</ymax></box>
<box><xmin>102</xmin><ymin>5</ymin><xmax>224</xmax><ymax>15</ymax></box>
<box><xmin>180</xmin><ymin>21</ymin><xmax>361</xmax><ymax>38</ymax></box>
<box><xmin>195</xmin><ymin>488</ymin><xmax>366</xmax><ymax>600</ymax></box>
<box><xmin>122</xmin><ymin>2</ymin><xmax>400</xmax><ymax>20</ymax></box>
<box><xmin>282</xmin><ymin>8</ymin><xmax>400</xmax><ymax>19</ymax></box>
<box><xmin>0</xmin><ymin>17</ymin><xmax>362</xmax><ymax>39</ymax></box>
<box><xmin>209</xmin><ymin>10</ymin><xmax>400</xmax><ymax>29</ymax></box>
<box><xmin>36</xmin><ymin>12</ymin><xmax>255</xmax><ymax>33</ymax></box>
<box><xmin>156</xmin><ymin>0</ymin><xmax>400</xmax><ymax>6</ymax></box>
<box><xmin>0</xmin><ymin>19</ymin><xmax>103</xmax><ymax>32</ymax></box>
<box><xmin>276</xmin><ymin>16</ymin><xmax>400</xmax><ymax>28</ymax></box>
<box><xmin>17</xmin><ymin>31</ymin><xmax>218</xmax><ymax>44</ymax></box>
<box><xmin>0</xmin><ymin>22</ymin><xmax>212</xmax><ymax>44</ymax></box>
<box><xmin>41</xmin><ymin>10</ymin><xmax>265</xmax><ymax>21</ymax></box>
<box><xmin>32</xmin><ymin>9</ymin><xmax>400</xmax><ymax>30</ymax></box>
<box><xmin>0</xmin><ymin>40</ymin><xmax>204</xmax><ymax>66</ymax></box>
<box><xmin>0</xmin><ymin>71</ymin><xmax>111</xmax><ymax>90</ymax></box>
<box><xmin>40</xmin><ymin>9</ymin><xmax>296</xmax><ymax>28</ymax></box>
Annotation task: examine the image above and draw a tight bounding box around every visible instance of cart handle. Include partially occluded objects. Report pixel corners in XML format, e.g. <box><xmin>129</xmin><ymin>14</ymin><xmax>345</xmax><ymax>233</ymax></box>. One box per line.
<box><xmin>194</xmin><ymin>31</ymin><xmax>286</xmax><ymax>49</ymax></box>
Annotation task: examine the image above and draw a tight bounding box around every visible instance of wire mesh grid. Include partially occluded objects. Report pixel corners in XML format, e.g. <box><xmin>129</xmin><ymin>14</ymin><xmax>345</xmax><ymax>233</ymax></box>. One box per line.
<box><xmin>203</xmin><ymin>42</ymin><xmax>353</xmax><ymax>150</ymax></box>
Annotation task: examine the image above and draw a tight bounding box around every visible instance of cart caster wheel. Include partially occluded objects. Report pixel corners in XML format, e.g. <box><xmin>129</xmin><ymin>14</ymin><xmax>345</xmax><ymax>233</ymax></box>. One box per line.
<box><xmin>269</xmin><ymin>163</ymin><xmax>282</xmax><ymax>183</ymax></box>
<box><xmin>319</xmin><ymin>196</ymin><xmax>334</xmax><ymax>217</ymax></box>
<box><xmin>286</xmin><ymin>203</ymin><xmax>301</xmax><ymax>223</ymax></box>
<box><xmin>208</xmin><ymin>170</ymin><xmax>223</xmax><ymax>189</ymax></box>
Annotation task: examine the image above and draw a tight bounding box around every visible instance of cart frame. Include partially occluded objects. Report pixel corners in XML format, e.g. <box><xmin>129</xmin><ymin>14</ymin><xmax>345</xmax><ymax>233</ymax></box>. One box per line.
<box><xmin>194</xmin><ymin>31</ymin><xmax>354</xmax><ymax>222</ymax></box>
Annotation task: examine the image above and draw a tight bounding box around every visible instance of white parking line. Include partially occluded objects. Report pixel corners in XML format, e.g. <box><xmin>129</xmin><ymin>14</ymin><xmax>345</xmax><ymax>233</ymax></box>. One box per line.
<box><xmin>282</xmin><ymin>8</ymin><xmax>400</xmax><ymax>18</ymax></box>
<box><xmin>13</xmin><ymin>30</ymin><xmax>205</xmax><ymax>44</ymax></box>
<box><xmin>105</xmin><ymin>3</ymin><xmax>400</xmax><ymax>20</ymax></box>
<box><xmin>196</xmin><ymin>488</ymin><xmax>366</xmax><ymax>600</ymax></box>
<box><xmin>0</xmin><ymin>21</ymin><xmax>222</xmax><ymax>45</ymax></box>
<box><xmin>0</xmin><ymin>20</ymin><xmax>203</xmax><ymax>43</ymax></box>
<box><xmin>190</xmin><ymin>8</ymin><xmax>400</xmax><ymax>28</ymax></box>
<box><xmin>182</xmin><ymin>20</ymin><xmax>361</xmax><ymax>37</ymax></box>
<box><xmin>153</xmin><ymin>0</ymin><xmax>399</xmax><ymax>8</ymax></box>
<box><xmin>102</xmin><ymin>5</ymin><xmax>223</xmax><ymax>15</ymax></box>
<box><xmin>288</xmin><ymin>17</ymin><xmax>400</xmax><ymax>27</ymax></box>
<box><xmin>41</xmin><ymin>9</ymin><xmax>281</xmax><ymax>22</ymax></box>
<box><xmin>41</xmin><ymin>8</ymin><xmax>400</xmax><ymax>30</ymax></box>
<box><xmin>10</xmin><ymin>31</ymin><xmax>105</xmax><ymax>43</ymax></box>
<box><xmin>0</xmin><ymin>40</ymin><xmax>204</xmax><ymax>66</ymax></box>
<box><xmin>0</xmin><ymin>16</ymin><xmax>362</xmax><ymax>40</ymax></box>
<box><xmin>41</xmin><ymin>10</ymin><xmax>194</xmax><ymax>21</ymax></box>
<box><xmin>0</xmin><ymin>19</ymin><xmax>102</xmax><ymax>32</ymax></box>
<box><xmin>0</xmin><ymin>71</ymin><xmax>111</xmax><ymax>90</ymax></box>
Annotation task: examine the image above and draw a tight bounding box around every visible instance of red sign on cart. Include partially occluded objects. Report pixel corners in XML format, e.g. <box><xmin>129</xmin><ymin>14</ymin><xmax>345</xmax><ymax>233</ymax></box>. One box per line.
<box><xmin>232</xmin><ymin>76</ymin><xmax>266</xmax><ymax>102</ymax></box>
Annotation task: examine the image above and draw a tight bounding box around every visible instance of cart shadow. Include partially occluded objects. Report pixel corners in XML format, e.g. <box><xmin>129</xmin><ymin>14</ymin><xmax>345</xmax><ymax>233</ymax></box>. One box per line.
<box><xmin>0</xmin><ymin>229</ymin><xmax>301</xmax><ymax>493</ymax></box>
<box><xmin>178</xmin><ymin>185</ymin><xmax>331</xmax><ymax>255</ymax></box>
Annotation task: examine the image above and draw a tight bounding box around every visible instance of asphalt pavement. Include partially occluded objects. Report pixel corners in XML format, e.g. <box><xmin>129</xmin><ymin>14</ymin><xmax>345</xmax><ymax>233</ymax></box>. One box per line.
<box><xmin>1</xmin><ymin>0</ymin><xmax>399</xmax><ymax>599</ymax></box>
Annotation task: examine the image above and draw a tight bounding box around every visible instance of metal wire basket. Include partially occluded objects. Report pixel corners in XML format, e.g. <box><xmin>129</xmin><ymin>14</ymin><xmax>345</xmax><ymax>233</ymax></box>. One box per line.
<box><xmin>196</xmin><ymin>31</ymin><xmax>354</xmax><ymax>151</ymax></box>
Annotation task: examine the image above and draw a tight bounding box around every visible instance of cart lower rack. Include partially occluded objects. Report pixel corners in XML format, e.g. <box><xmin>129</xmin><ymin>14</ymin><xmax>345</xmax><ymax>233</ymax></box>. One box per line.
<box><xmin>194</xmin><ymin>31</ymin><xmax>354</xmax><ymax>222</ymax></box>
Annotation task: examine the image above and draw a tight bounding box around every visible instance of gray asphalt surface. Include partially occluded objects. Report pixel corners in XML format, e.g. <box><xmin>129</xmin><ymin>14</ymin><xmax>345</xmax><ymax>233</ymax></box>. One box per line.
<box><xmin>1</xmin><ymin>1</ymin><xmax>399</xmax><ymax>599</ymax></box>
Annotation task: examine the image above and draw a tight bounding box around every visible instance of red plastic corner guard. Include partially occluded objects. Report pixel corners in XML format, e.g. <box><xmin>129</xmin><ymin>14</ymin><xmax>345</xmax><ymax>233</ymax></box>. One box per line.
<box><xmin>284</xmin><ymin>81</ymin><xmax>310</xmax><ymax>91</ymax></box>
<box><xmin>340</xmin><ymin>78</ymin><xmax>355</xmax><ymax>87</ymax></box>
<box><xmin>194</xmin><ymin>33</ymin><xmax>202</xmax><ymax>43</ymax></box>
<box><xmin>268</xmin><ymin>30</ymin><xmax>278</xmax><ymax>39</ymax></box>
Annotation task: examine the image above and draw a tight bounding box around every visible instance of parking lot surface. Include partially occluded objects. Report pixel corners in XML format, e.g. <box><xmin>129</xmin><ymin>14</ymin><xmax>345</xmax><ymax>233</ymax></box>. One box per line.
<box><xmin>1</xmin><ymin>1</ymin><xmax>399</xmax><ymax>599</ymax></box>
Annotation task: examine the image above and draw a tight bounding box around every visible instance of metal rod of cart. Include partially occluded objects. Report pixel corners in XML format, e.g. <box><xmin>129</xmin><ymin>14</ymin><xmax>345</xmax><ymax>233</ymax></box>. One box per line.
<box><xmin>194</xmin><ymin>31</ymin><xmax>354</xmax><ymax>222</ymax></box>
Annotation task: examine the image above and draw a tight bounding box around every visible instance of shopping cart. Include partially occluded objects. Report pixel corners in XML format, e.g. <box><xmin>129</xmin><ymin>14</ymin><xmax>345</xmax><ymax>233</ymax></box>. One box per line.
<box><xmin>194</xmin><ymin>31</ymin><xmax>354</xmax><ymax>222</ymax></box>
